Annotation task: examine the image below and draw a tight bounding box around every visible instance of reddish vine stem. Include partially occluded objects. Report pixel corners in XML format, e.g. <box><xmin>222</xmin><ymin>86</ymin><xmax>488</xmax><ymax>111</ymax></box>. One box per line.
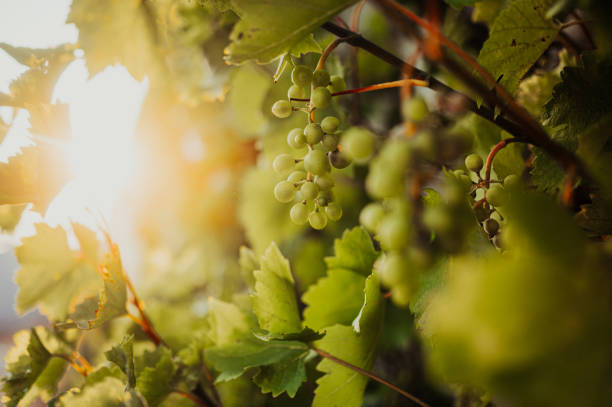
<box><xmin>290</xmin><ymin>79</ymin><xmax>429</xmax><ymax>102</ymax></box>
<box><xmin>172</xmin><ymin>390</ymin><xmax>211</xmax><ymax>407</ymax></box>
<box><xmin>313</xmin><ymin>348</ymin><xmax>431</xmax><ymax>407</ymax></box>
<box><xmin>123</xmin><ymin>275</ymin><xmax>166</xmax><ymax>347</ymax></box>
<box><xmin>53</xmin><ymin>354</ymin><xmax>90</xmax><ymax>377</ymax></box>
<box><xmin>484</xmin><ymin>139</ymin><xmax>527</xmax><ymax>186</ymax></box>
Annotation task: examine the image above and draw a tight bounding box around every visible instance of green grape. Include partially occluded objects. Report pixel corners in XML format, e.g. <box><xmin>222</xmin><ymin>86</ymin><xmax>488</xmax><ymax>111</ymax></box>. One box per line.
<box><xmin>322</xmin><ymin>134</ymin><xmax>339</xmax><ymax>152</ymax></box>
<box><xmin>312</xmin><ymin>87</ymin><xmax>332</xmax><ymax>109</ymax></box>
<box><xmin>376</xmin><ymin>213</ymin><xmax>410</xmax><ymax>251</ymax></box>
<box><xmin>312</xmin><ymin>69</ymin><xmax>331</xmax><ymax>87</ymax></box>
<box><xmin>473</xmin><ymin>204</ymin><xmax>490</xmax><ymax>222</ymax></box>
<box><xmin>330</xmin><ymin>150</ymin><xmax>351</xmax><ymax>169</ymax></box>
<box><xmin>288</xmin><ymin>84</ymin><xmax>307</xmax><ymax>100</ymax></box>
<box><xmin>380</xmin><ymin>253</ymin><xmax>409</xmax><ymax>287</ymax></box>
<box><xmin>300</xmin><ymin>181</ymin><xmax>319</xmax><ymax>200</ymax></box>
<box><xmin>290</xmin><ymin>202</ymin><xmax>309</xmax><ymax>225</ymax></box>
<box><xmin>295</xmin><ymin>160</ymin><xmax>305</xmax><ymax>171</ymax></box>
<box><xmin>321</xmin><ymin>116</ymin><xmax>339</xmax><ymax>133</ymax></box>
<box><xmin>305</xmin><ymin>123</ymin><xmax>323</xmax><ymax>144</ymax></box>
<box><xmin>423</xmin><ymin>206</ymin><xmax>452</xmax><ymax>233</ymax></box>
<box><xmin>304</xmin><ymin>149</ymin><xmax>329</xmax><ymax>175</ymax></box>
<box><xmin>491</xmin><ymin>233</ymin><xmax>502</xmax><ymax>249</ymax></box>
<box><xmin>483</xmin><ymin>218</ymin><xmax>499</xmax><ymax>235</ymax></box>
<box><xmin>287</xmin><ymin>128</ymin><xmax>305</xmax><ymax>149</ymax></box>
<box><xmin>287</xmin><ymin>170</ymin><xmax>306</xmax><ymax>183</ymax></box>
<box><xmin>309</xmin><ymin>210</ymin><xmax>328</xmax><ymax>230</ymax></box>
<box><xmin>325</xmin><ymin>202</ymin><xmax>342</xmax><ymax>221</ymax></box>
<box><xmin>391</xmin><ymin>283</ymin><xmax>413</xmax><ymax>307</ymax></box>
<box><xmin>490</xmin><ymin>210</ymin><xmax>503</xmax><ymax>223</ymax></box>
<box><xmin>314</xmin><ymin>174</ymin><xmax>334</xmax><ymax>190</ymax></box>
<box><xmin>454</xmin><ymin>169</ymin><xmax>466</xmax><ymax>176</ymax></box>
<box><xmin>273</xmin><ymin>154</ymin><xmax>295</xmax><ymax>175</ymax></box>
<box><xmin>504</xmin><ymin>174</ymin><xmax>520</xmax><ymax>188</ymax></box>
<box><xmin>366</xmin><ymin>139</ymin><xmax>411</xmax><ymax>198</ymax></box>
<box><xmin>486</xmin><ymin>184</ymin><xmax>504</xmax><ymax>207</ymax></box>
<box><xmin>412</xmin><ymin>130</ymin><xmax>435</xmax><ymax>159</ymax></box>
<box><xmin>291</xmin><ymin>65</ymin><xmax>312</xmax><ymax>87</ymax></box>
<box><xmin>271</xmin><ymin>100</ymin><xmax>292</xmax><ymax>118</ymax></box>
<box><xmin>274</xmin><ymin>181</ymin><xmax>296</xmax><ymax>203</ymax></box>
<box><xmin>360</xmin><ymin>203</ymin><xmax>385</xmax><ymax>233</ymax></box>
<box><xmin>341</xmin><ymin>127</ymin><xmax>376</xmax><ymax>163</ymax></box>
<box><xmin>328</xmin><ymin>75</ymin><xmax>346</xmax><ymax>93</ymax></box>
<box><xmin>402</xmin><ymin>96</ymin><xmax>429</xmax><ymax>122</ymax></box>
<box><xmin>465</xmin><ymin>153</ymin><xmax>484</xmax><ymax>173</ymax></box>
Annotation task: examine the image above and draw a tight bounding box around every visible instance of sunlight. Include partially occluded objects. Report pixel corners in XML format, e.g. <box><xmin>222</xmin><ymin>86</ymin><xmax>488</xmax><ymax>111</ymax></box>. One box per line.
<box><xmin>45</xmin><ymin>61</ymin><xmax>149</xmax><ymax>227</ymax></box>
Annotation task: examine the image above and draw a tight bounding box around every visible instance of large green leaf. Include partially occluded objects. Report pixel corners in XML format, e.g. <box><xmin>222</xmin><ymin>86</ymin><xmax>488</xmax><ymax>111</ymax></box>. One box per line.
<box><xmin>205</xmin><ymin>297</ymin><xmax>254</xmax><ymax>346</ymax></box>
<box><xmin>252</xmin><ymin>353</ymin><xmax>308</xmax><ymax>398</ymax></box>
<box><xmin>105</xmin><ymin>335</ymin><xmax>136</xmax><ymax>389</ymax></box>
<box><xmin>135</xmin><ymin>347</ymin><xmax>177</xmax><ymax>407</ymax></box>
<box><xmin>251</xmin><ymin>242</ymin><xmax>302</xmax><ymax>335</ymax></box>
<box><xmin>324</xmin><ymin>227</ymin><xmax>379</xmax><ymax>276</ymax></box>
<box><xmin>477</xmin><ymin>0</ymin><xmax>558</xmax><ymax>95</ymax></box>
<box><xmin>224</xmin><ymin>0</ymin><xmax>358</xmax><ymax>64</ymax></box>
<box><xmin>312</xmin><ymin>274</ymin><xmax>385</xmax><ymax>407</ymax></box>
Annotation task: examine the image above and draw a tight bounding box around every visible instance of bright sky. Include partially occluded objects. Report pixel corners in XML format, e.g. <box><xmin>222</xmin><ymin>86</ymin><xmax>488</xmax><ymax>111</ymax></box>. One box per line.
<box><xmin>0</xmin><ymin>0</ymin><xmax>149</xmax><ymax>247</ymax></box>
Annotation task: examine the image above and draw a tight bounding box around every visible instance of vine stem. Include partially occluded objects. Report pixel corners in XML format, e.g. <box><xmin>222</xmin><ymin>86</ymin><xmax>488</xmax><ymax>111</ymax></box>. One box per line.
<box><xmin>484</xmin><ymin>138</ymin><xmax>526</xmax><ymax>186</ymax></box>
<box><xmin>53</xmin><ymin>354</ymin><xmax>91</xmax><ymax>377</ymax></box>
<box><xmin>313</xmin><ymin>348</ymin><xmax>431</xmax><ymax>407</ymax></box>
<box><xmin>290</xmin><ymin>79</ymin><xmax>429</xmax><ymax>102</ymax></box>
<box><xmin>172</xmin><ymin>390</ymin><xmax>211</xmax><ymax>407</ymax></box>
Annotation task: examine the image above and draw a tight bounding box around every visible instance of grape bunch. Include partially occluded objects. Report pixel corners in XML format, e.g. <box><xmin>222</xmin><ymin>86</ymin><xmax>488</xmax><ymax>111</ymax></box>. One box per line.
<box><xmin>270</xmin><ymin>64</ymin><xmax>351</xmax><ymax>230</ymax></box>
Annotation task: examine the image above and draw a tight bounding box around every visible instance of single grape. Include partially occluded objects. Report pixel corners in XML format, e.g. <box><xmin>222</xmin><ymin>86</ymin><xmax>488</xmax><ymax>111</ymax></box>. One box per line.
<box><xmin>309</xmin><ymin>210</ymin><xmax>328</xmax><ymax>230</ymax></box>
<box><xmin>492</xmin><ymin>233</ymin><xmax>502</xmax><ymax>249</ymax></box>
<box><xmin>412</xmin><ymin>130</ymin><xmax>435</xmax><ymax>159</ymax></box>
<box><xmin>287</xmin><ymin>128</ymin><xmax>305</xmax><ymax>149</ymax></box>
<box><xmin>483</xmin><ymin>218</ymin><xmax>499</xmax><ymax>235</ymax></box>
<box><xmin>325</xmin><ymin>202</ymin><xmax>342</xmax><ymax>221</ymax></box>
<box><xmin>305</xmin><ymin>123</ymin><xmax>323</xmax><ymax>144</ymax></box>
<box><xmin>312</xmin><ymin>69</ymin><xmax>331</xmax><ymax>87</ymax></box>
<box><xmin>288</xmin><ymin>84</ymin><xmax>307</xmax><ymax>100</ymax></box>
<box><xmin>271</xmin><ymin>100</ymin><xmax>292</xmax><ymax>118</ymax></box>
<box><xmin>273</xmin><ymin>154</ymin><xmax>295</xmax><ymax>175</ymax></box>
<box><xmin>312</xmin><ymin>87</ymin><xmax>332</xmax><ymax>109</ymax></box>
<box><xmin>300</xmin><ymin>181</ymin><xmax>319</xmax><ymax>200</ymax></box>
<box><xmin>341</xmin><ymin>127</ymin><xmax>376</xmax><ymax>163</ymax></box>
<box><xmin>503</xmin><ymin>174</ymin><xmax>520</xmax><ymax>188</ymax></box>
<box><xmin>391</xmin><ymin>284</ymin><xmax>413</xmax><ymax>307</ymax></box>
<box><xmin>379</xmin><ymin>252</ymin><xmax>408</xmax><ymax>286</ymax></box>
<box><xmin>486</xmin><ymin>184</ymin><xmax>504</xmax><ymax>207</ymax></box>
<box><xmin>376</xmin><ymin>213</ymin><xmax>410</xmax><ymax>251</ymax></box>
<box><xmin>423</xmin><ymin>206</ymin><xmax>452</xmax><ymax>233</ymax></box>
<box><xmin>274</xmin><ymin>181</ymin><xmax>296</xmax><ymax>203</ymax></box>
<box><xmin>360</xmin><ymin>203</ymin><xmax>385</xmax><ymax>233</ymax></box>
<box><xmin>473</xmin><ymin>204</ymin><xmax>490</xmax><ymax>222</ymax></box>
<box><xmin>321</xmin><ymin>116</ymin><xmax>340</xmax><ymax>134</ymax></box>
<box><xmin>322</xmin><ymin>134</ymin><xmax>339</xmax><ymax>152</ymax></box>
<box><xmin>290</xmin><ymin>202</ymin><xmax>309</xmax><ymax>225</ymax></box>
<box><xmin>329</xmin><ymin>150</ymin><xmax>351</xmax><ymax>169</ymax></box>
<box><xmin>317</xmin><ymin>189</ymin><xmax>332</xmax><ymax>202</ymax></box>
<box><xmin>465</xmin><ymin>153</ymin><xmax>484</xmax><ymax>173</ymax></box>
<box><xmin>304</xmin><ymin>149</ymin><xmax>329</xmax><ymax>175</ymax></box>
<box><xmin>328</xmin><ymin>75</ymin><xmax>346</xmax><ymax>93</ymax></box>
<box><xmin>292</xmin><ymin>65</ymin><xmax>313</xmax><ymax>87</ymax></box>
<box><xmin>402</xmin><ymin>96</ymin><xmax>429</xmax><ymax>122</ymax></box>
<box><xmin>490</xmin><ymin>211</ymin><xmax>503</xmax><ymax>223</ymax></box>
<box><xmin>287</xmin><ymin>170</ymin><xmax>306</xmax><ymax>183</ymax></box>
<box><xmin>295</xmin><ymin>160</ymin><xmax>305</xmax><ymax>171</ymax></box>
<box><xmin>314</xmin><ymin>174</ymin><xmax>334</xmax><ymax>190</ymax></box>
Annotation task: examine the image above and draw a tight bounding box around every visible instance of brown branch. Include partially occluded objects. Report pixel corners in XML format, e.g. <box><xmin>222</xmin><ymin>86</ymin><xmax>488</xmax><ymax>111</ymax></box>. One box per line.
<box><xmin>484</xmin><ymin>138</ymin><xmax>527</xmax><ymax>185</ymax></box>
<box><xmin>332</xmin><ymin>79</ymin><xmax>429</xmax><ymax>96</ymax></box>
<box><xmin>313</xmin><ymin>348</ymin><xmax>431</xmax><ymax>407</ymax></box>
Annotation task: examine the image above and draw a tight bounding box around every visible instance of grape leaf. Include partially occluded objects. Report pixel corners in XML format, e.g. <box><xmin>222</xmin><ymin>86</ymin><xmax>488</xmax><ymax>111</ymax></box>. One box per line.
<box><xmin>27</xmin><ymin>103</ymin><xmax>71</xmax><ymax>141</ymax></box>
<box><xmin>477</xmin><ymin>0</ymin><xmax>558</xmax><ymax>95</ymax></box>
<box><xmin>224</xmin><ymin>0</ymin><xmax>358</xmax><ymax>64</ymax></box>
<box><xmin>206</xmin><ymin>338</ymin><xmax>309</xmax><ymax>382</ymax></box>
<box><xmin>54</xmin><ymin>377</ymin><xmax>143</xmax><ymax>407</ymax></box>
<box><xmin>302</xmin><ymin>269</ymin><xmax>367</xmax><ymax>331</ymax></box>
<box><xmin>227</xmin><ymin>64</ymin><xmax>271</xmax><ymax>136</ymax></box>
<box><xmin>68</xmin><ymin>0</ymin><xmax>159</xmax><ymax>81</ymax></box>
<box><xmin>312</xmin><ymin>274</ymin><xmax>385</xmax><ymax>407</ymax></box>
<box><xmin>14</xmin><ymin>223</ymin><xmax>100</xmax><ymax>321</ymax></box>
<box><xmin>135</xmin><ymin>347</ymin><xmax>177</xmax><ymax>407</ymax></box>
<box><xmin>251</xmin><ymin>242</ymin><xmax>302</xmax><ymax>335</ymax></box>
<box><xmin>324</xmin><ymin>226</ymin><xmax>379</xmax><ymax>276</ymax></box>
<box><xmin>0</xmin><ymin>144</ymin><xmax>71</xmax><ymax>213</ymax></box>
<box><xmin>105</xmin><ymin>335</ymin><xmax>136</xmax><ymax>389</ymax></box>
<box><xmin>444</xmin><ymin>0</ymin><xmax>481</xmax><ymax>8</ymax></box>
<box><xmin>252</xmin><ymin>355</ymin><xmax>307</xmax><ymax>398</ymax></box>
<box><xmin>253</xmin><ymin>327</ymin><xmax>325</xmax><ymax>343</ymax></box>
<box><xmin>205</xmin><ymin>297</ymin><xmax>254</xmax><ymax>346</ymax></box>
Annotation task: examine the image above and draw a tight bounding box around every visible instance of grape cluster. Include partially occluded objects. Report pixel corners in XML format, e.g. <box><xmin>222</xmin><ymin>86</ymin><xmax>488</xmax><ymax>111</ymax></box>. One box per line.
<box><xmin>270</xmin><ymin>65</ymin><xmax>351</xmax><ymax>229</ymax></box>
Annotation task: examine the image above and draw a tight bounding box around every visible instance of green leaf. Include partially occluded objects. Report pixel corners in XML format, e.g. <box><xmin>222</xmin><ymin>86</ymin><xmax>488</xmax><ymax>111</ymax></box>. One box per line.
<box><xmin>0</xmin><ymin>144</ymin><xmax>71</xmax><ymax>213</ymax></box>
<box><xmin>251</xmin><ymin>242</ymin><xmax>301</xmax><ymax>335</ymax></box>
<box><xmin>252</xmin><ymin>355</ymin><xmax>307</xmax><ymax>398</ymax></box>
<box><xmin>288</xmin><ymin>34</ymin><xmax>322</xmax><ymax>57</ymax></box>
<box><xmin>228</xmin><ymin>64</ymin><xmax>271</xmax><ymax>136</ymax></box>
<box><xmin>312</xmin><ymin>274</ymin><xmax>385</xmax><ymax>407</ymax></box>
<box><xmin>15</xmin><ymin>223</ymin><xmax>100</xmax><ymax>321</ymax></box>
<box><xmin>324</xmin><ymin>227</ymin><xmax>379</xmax><ymax>276</ymax></box>
<box><xmin>302</xmin><ymin>269</ymin><xmax>367</xmax><ymax>331</ymax></box>
<box><xmin>206</xmin><ymin>338</ymin><xmax>309</xmax><ymax>382</ymax></box>
<box><xmin>253</xmin><ymin>327</ymin><xmax>325</xmax><ymax>343</ymax></box>
<box><xmin>477</xmin><ymin>0</ymin><xmax>558</xmax><ymax>95</ymax></box>
<box><xmin>472</xmin><ymin>0</ymin><xmax>507</xmax><ymax>25</ymax></box>
<box><xmin>205</xmin><ymin>297</ymin><xmax>254</xmax><ymax>346</ymax></box>
<box><xmin>105</xmin><ymin>335</ymin><xmax>136</xmax><ymax>389</ymax></box>
<box><xmin>444</xmin><ymin>0</ymin><xmax>481</xmax><ymax>8</ymax></box>
<box><xmin>68</xmin><ymin>0</ymin><xmax>159</xmax><ymax>81</ymax></box>
<box><xmin>54</xmin><ymin>377</ymin><xmax>143</xmax><ymax>406</ymax></box>
<box><xmin>224</xmin><ymin>0</ymin><xmax>358</xmax><ymax>64</ymax></box>
<box><xmin>135</xmin><ymin>347</ymin><xmax>177</xmax><ymax>407</ymax></box>
<box><xmin>492</xmin><ymin>135</ymin><xmax>526</xmax><ymax>179</ymax></box>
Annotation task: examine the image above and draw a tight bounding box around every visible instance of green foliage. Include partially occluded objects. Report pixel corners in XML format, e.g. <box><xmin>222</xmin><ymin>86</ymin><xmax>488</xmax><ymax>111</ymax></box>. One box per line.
<box><xmin>105</xmin><ymin>335</ymin><xmax>136</xmax><ymax>389</ymax></box>
<box><xmin>223</xmin><ymin>0</ymin><xmax>357</xmax><ymax>64</ymax></box>
<box><xmin>324</xmin><ymin>227</ymin><xmax>379</xmax><ymax>276</ymax></box>
<box><xmin>477</xmin><ymin>0</ymin><xmax>558</xmax><ymax>95</ymax></box>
